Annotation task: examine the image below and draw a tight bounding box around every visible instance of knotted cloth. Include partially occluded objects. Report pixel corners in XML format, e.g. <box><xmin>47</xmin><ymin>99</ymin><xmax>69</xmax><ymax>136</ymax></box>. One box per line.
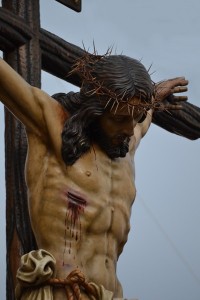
<box><xmin>15</xmin><ymin>249</ymin><xmax>113</xmax><ymax>299</ymax></box>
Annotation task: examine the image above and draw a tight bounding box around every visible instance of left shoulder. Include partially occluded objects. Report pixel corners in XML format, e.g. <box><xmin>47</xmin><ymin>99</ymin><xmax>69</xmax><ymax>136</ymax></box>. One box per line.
<box><xmin>129</xmin><ymin>109</ymin><xmax>153</xmax><ymax>154</ymax></box>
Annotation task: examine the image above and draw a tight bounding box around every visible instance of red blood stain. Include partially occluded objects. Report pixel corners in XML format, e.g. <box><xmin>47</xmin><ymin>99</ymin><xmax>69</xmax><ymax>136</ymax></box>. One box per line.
<box><xmin>67</xmin><ymin>191</ymin><xmax>86</xmax><ymax>239</ymax></box>
<box><xmin>63</xmin><ymin>191</ymin><xmax>87</xmax><ymax>265</ymax></box>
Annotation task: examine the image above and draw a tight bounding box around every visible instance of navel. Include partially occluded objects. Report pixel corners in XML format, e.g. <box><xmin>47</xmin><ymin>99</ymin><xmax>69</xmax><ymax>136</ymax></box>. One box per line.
<box><xmin>105</xmin><ymin>258</ymin><xmax>109</xmax><ymax>268</ymax></box>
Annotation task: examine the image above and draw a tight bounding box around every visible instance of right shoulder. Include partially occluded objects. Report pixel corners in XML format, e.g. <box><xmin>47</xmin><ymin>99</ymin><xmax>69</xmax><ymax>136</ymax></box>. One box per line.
<box><xmin>29</xmin><ymin>87</ymin><xmax>70</xmax><ymax>141</ymax></box>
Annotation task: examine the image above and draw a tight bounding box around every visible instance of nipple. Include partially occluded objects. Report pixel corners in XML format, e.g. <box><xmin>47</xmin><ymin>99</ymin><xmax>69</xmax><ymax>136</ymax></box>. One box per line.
<box><xmin>85</xmin><ymin>171</ymin><xmax>91</xmax><ymax>177</ymax></box>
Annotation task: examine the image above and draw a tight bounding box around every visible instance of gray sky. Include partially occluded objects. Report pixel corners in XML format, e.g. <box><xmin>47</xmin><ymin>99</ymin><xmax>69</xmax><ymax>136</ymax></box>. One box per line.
<box><xmin>0</xmin><ymin>0</ymin><xmax>200</xmax><ymax>299</ymax></box>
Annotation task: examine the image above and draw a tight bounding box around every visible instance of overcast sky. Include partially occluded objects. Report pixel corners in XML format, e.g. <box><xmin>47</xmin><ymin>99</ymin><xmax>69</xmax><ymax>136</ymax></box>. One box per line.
<box><xmin>0</xmin><ymin>1</ymin><xmax>200</xmax><ymax>299</ymax></box>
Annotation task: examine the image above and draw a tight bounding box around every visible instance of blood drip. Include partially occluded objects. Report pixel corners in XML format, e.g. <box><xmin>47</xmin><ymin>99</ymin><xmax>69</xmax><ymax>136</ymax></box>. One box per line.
<box><xmin>62</xmin><ymin>191</ymin><xmax>87</xmax><ymax>265</ymax></box>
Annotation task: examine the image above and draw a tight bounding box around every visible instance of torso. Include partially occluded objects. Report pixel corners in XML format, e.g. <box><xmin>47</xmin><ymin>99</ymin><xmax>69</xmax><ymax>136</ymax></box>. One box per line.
<box><xmin>23</xmin><ymin>94</ymin><xmax>149</xmax><ymax>298</ymax></box>
<box><xmin>26</xmin><ymin>119</ymin><xmax>137</xmax><ymax>298</ymax></box>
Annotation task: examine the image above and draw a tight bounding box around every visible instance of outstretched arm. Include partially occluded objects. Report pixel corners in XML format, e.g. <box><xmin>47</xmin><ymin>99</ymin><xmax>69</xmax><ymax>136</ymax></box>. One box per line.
<box><xmin>153</xmin><ymin>77</ymin><xmax>200</xmax><ymax>140</ymax></box>
<box><xmin>0</xmin><ymin>58</ymin><xmax>59</xmax><ymax>138</ymax></box>
<box><xmin>134</xmin><ymin>77</ymin><xmax>190</xmax><ymax>149</ymax></box>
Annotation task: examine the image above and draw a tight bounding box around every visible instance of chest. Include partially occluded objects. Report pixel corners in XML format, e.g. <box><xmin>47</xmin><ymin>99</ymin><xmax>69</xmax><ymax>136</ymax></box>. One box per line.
<box><xmin>65</xmin><ymin>147</ymin><xmax>135</xmax><ymax>243</ymax></box>
<box><xmin>67</xmin><ymin>146</ymin><xmax>135</xmax><ymax>200</ymax></box>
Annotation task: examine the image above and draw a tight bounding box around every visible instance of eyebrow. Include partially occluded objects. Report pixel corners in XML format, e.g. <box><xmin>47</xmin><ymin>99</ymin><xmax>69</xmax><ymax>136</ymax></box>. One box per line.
<box><xmin>111</xmin><ymin>113</ymin><xmax>130</xmax><ymax>117</ymax></box>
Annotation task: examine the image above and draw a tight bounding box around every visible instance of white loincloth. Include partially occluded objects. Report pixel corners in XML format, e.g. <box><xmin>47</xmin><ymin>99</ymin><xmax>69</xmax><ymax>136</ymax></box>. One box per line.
<box><xmin>15</xmin><ymin>249</ymin><xmax>114</xmax><ymax>300</ymax></box>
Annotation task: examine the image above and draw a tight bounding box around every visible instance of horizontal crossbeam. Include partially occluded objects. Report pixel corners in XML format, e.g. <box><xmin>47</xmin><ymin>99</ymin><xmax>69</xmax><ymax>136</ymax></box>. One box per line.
<box><xmin>0</xmin><ymin>8</ymin><xmax>32</xmax><ymax>51</ymax></box>
<box><xmin>55</xmin><ymin>0</ymin><xmax>81</xmax><ymax>12</ymax></box>
<box><xmin>0</xmin><ymin>7</ymin><xmax>85</xmax><ymax>86</ymax></box>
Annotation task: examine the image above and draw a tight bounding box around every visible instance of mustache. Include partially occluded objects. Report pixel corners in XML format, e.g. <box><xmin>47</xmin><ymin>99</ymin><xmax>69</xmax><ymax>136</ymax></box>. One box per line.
<box><xmin>114</xmin><ymin>134</ymin><xmax>131</xmax><ymax>143</ymax></box>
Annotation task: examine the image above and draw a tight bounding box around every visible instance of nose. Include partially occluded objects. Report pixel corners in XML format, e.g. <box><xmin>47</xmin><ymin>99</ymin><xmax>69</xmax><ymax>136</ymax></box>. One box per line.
<box><xmin>122</xmin><ymin>120</ymin><xmax>135</xmax><ymax>137</ymax></box>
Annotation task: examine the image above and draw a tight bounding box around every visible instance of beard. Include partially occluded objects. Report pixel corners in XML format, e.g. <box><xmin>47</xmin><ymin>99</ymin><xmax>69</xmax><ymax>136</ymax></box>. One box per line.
<box><xmin>90</xmin><ymin>122</ymin><xmax>130</xmax><ymax>159</ymax></box>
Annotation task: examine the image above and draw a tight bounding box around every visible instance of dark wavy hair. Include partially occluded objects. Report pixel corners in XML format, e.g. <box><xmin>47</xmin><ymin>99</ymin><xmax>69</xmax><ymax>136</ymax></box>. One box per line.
<box><xmin>52</xmin><ymin>55</ymin><xmax>153</xmax><ymax>165</ymax></box>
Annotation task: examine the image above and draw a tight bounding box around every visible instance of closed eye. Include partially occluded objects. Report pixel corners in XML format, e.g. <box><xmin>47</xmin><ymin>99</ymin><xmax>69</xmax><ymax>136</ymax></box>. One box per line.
<box><xmin>113</xmin><ymin>116</ymin><xmax>126</xmax><ymax>122</ymax></box>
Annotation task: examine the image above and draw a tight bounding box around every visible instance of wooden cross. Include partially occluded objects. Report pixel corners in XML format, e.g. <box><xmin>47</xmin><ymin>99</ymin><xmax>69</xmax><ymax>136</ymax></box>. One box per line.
<box><xmin>1</xmin><ymin>1</ymin><xmax>200</xmax><ymax>299</ymax></box>
<box><xmin>0</xmin><ymin>1</ymin><xmax>84</xmax><ymax>298</ymax></box>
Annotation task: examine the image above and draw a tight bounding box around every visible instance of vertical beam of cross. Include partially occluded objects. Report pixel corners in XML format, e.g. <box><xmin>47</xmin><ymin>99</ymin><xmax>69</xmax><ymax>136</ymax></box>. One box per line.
<box><xmin>2</xmin><ymin>1</ymin><xmax>40</xmax><ymax>298</ymax></box>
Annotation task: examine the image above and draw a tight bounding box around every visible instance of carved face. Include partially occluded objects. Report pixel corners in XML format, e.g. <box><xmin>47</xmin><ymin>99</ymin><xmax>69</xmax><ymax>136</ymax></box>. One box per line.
<box><xmin>94</xmin><ymin>97</ymin><xmax>145</xmax><ymax>158</ymax></box>
<box><xmin>100</xmin><ymin>98</ymin><xmax>144</xmax><ymax>143</ymax></box>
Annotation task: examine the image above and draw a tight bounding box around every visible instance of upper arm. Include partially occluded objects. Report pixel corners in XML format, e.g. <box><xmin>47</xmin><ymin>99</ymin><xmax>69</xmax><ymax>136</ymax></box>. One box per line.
<box><xmin>0</xmin><ymin>58</ymin><xmax>58</xmax><ymax>137</ymax></box>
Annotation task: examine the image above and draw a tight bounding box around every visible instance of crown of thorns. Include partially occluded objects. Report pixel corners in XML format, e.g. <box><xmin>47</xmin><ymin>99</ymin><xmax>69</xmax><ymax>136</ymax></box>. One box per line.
<box><xmin>69</xmin><ymin>51</ymin><xmax>170</xmax><ymax>115</ymax></box>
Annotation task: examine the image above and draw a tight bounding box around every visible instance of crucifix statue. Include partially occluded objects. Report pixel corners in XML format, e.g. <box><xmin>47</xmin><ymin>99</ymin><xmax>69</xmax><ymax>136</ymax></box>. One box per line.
<box><xmin>0</xmin><ymin>1</ymin><xmax>200</xmax><ymax>299</ymax></box>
